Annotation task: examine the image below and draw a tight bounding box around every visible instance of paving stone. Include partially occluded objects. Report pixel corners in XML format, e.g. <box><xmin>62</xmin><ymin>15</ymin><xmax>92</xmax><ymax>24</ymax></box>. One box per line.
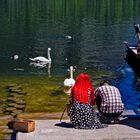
<box><xmin>17</xmin><ymin>110</ymin><xmax>140</xmax><ymax>140</ymax></box>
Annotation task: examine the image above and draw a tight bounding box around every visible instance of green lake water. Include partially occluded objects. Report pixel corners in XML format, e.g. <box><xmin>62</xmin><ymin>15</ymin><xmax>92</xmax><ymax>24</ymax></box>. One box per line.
<box><xmin>0</xmin><ymin>0</ymin><xmax>140</xmax><ymax>113</ymax></box>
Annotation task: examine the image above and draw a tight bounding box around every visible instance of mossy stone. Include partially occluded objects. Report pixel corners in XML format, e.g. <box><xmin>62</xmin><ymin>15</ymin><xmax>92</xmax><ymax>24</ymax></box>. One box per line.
<box><xmin>10</xmin><ymin>89</ymin><xmax>22</xmax><ymax>93</ymax></box>
<box><xmin>15</xmin><ymin>105</ymin><xmax>25</xmax><ymax>110</ymax></box>
<box><xmin>15</xmin><ymin>94</ymin><xmax>25</xmax><ymax>98</ymax></box>
<box><xmin>2</xmin><ymin>129</ymin><xmax>13</xmax><ymax>134</ymax></box>
<box><xmin>7</xmin><ymin>103</ymin><xmax>17</xmax><ymax>107</ymax></box>
<box><xmin>7</xmin><ymin>97</ymin><xmax>17</xmax><ymax>101</ymax></box>
<box><xmin>9</xmin><ymin>93</ymin><xmax>25</xmax><ymax>99</ymax></box>
<box><xmin>7</xmin><ymin>97</ymin><xmax>16</xmax><ymax>103</ymax></box>
<box><xmin>5</xmin><ymin>107</ymin><xmax>16</xmax><ymax>112</ymax></box>
<box><xmin>7</xmin><ymin>98</ymin><xmax>24</xmax><ymax>104</ymax></box>
<box><xmin>11</xmin><ymin>112</ymin><xmax>17</xmax><ymax>116</ymax></box>
<box><xmin>16</xmin><ymin>101</ymin><xmax>26</xmax><ymax>105</ymax></box>
<box><xmin>8</xmin><ymin>93</ymin><xmax>18</xmax><ymax>97</ymax></box>
<box><xmin>18</xmin><ymin>91</ymin><xmax>27</xmax><ymax>95</ymax></box>
<box><xmin>7</xmin><ymin>84</ymin><xmax>17</xmax><ymax>88</ymax></box>
<box><xmin>12</xmin><ymin>110</ymin><xmax>23</xmax><ymax>114</ymax></box>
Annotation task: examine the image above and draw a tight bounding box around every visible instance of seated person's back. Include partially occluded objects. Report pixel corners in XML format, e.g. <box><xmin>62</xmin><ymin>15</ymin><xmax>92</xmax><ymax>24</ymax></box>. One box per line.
<box><xmin>95</xmin><ymin>80</ymin><xmax>124</xmax><ymax>121</ymax></box>
<box><xmin>69</xmin><ymin>73</ymin><xmax>107</xmax><ymax>129</ymax></box>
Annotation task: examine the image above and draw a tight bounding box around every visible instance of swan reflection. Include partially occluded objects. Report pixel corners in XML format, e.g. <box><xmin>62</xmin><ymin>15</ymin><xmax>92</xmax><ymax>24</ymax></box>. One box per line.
<box><xmin>30</xmin><ymin>61</ymin><xmax>51</xmax><ymax>77</ymax></box>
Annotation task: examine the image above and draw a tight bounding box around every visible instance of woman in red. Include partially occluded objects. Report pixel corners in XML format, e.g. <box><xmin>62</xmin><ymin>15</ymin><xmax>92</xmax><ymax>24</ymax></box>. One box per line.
<box><xmin>69</xmin><ymin>73</ymin><xmax>107</xmax><ymax>129</ymax></box>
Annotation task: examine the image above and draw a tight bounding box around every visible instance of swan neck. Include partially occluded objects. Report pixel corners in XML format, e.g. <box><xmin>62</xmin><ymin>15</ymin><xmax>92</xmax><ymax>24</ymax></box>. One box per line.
<box><xmin>70</xmin><ymin>66</ymin><xmax>73</xmax><ymax>79</ymax></box>
<box><xmin>48</xmin><ymin>49</ymin><xmax>51</xmax><ymax>60</ymax></box>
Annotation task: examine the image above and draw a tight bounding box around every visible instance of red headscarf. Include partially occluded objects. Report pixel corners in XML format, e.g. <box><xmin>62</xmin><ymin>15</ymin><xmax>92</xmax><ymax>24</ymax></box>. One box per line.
<box><xmin>70</xmin><ymin>73</ymin><xmax>94</xmax><ymax>105</ymax></box>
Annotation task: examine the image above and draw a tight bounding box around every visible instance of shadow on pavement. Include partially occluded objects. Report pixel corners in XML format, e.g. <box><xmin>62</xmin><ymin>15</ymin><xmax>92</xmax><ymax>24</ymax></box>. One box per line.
<box><xmin>120</xmin><ymin>115</ymin><xmax>140</xmax><ymax>130</ymax></box>
<box><xmin>10</xmin><ymin>130</ymin><xmax>17</xmax><ymax>140</ymax></box>
<box><xmin>55</xmin><ymin>122</ymin><xmax>74</xmax><ymax>128</ymax></box>
<box><xmin>55</xmin><ymin>115</ymin><xmax>140</xmax><ymax>131</ymax></box>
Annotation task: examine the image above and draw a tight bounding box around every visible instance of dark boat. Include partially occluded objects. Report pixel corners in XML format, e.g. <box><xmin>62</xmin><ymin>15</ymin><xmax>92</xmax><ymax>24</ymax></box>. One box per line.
<box><xmin>124</xmin><ymin>24</ymin><xmax>140</xmax><ymax>59</ymax></box>
<box><xmin>125</xmin><ymin>24</ymin><xmax>140</xmax><ymax>78</ymax></box>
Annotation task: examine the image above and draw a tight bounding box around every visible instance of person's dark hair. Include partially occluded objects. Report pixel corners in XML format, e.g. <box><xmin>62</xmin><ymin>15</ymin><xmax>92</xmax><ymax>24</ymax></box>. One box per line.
<box><xmin>100</xmin><ymin>80</ymin><xmax>109</xmax><ymax>86</ymax></box>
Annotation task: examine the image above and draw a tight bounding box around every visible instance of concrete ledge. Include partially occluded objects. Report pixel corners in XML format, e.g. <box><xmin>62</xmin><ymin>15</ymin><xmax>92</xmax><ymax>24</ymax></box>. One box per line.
<box><xmin>17</xmin><ymin>110</ymin><xmax>140</xmax><ymax>140</ymax></box>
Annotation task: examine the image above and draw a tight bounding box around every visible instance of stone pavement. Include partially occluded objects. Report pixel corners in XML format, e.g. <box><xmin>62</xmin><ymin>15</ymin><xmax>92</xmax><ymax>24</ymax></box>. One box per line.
<box><xmin>17</xmin><ymin>110</ymin><xmax>140</xmax><ymax>140</ymax></box>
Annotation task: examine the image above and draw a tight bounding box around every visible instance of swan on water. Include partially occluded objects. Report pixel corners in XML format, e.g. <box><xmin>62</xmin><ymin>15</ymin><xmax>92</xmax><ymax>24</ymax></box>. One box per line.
<box><xmin>64</xmin><ymin>66</ymin><xmax>75</xmax><ymax>94</ymax></box>
<box><xmin>14</xmin><ymin>54</ymin><xmax>19</xmax><ymax>60</ymax></box>
<box><xmin>65</xmin><ymin>35</ymin><xmax>72</xmax><ymax>39</ymax></box>
<box><xmin>11</xmin><ymin>54</ymin><xmax>19</xmax><ymax>60</ymax></box>
<box><xmin>29</xmin><ymin>48</ymin><xmax>51</xmax><ymax>62</ymax></box>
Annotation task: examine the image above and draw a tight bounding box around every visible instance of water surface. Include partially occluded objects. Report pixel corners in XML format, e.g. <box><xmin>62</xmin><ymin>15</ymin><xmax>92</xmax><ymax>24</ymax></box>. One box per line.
<box><xmin>0</xmin><ymin>0</ymin><xmax>140</xmax><ymax>113</ymax></box>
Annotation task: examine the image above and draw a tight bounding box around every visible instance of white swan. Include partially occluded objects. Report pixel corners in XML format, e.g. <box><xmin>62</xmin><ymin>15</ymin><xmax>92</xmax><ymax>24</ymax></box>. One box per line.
<box><xmin>29</xmin><ymin>48</ymin><xmax>51</xmax><ymax>62</ymax></box>
<box><xmin>11</xmin><ymin>54</ymin><xmax>19</xmax><ymax>60</ymax></box>
<box><xmin>14</xmin><ymin>54</ymin><xmax>19</xmax><ymax>60</ymax></box>
<box><xmin>64</xmin><ymin>66</ymin><xmax>75</xmax><ymax>94</ymax></box>
<box><xmin>65</xmin><ymin>35</ymin><xmax>72</xmax><ymax>39</ymax></box>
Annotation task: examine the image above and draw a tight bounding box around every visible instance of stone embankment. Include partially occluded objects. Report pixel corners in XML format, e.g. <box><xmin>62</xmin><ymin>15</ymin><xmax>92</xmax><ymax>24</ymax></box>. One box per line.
<box><xmin>5</xmin><ymin>84</ymin><xmax>27</xmax><ymax>117</ymax></box>
<box><xmin>17</xmin><ymin>110</ymin><xmax>140</xmax><ymax>140</ymax></box>
<box><xmin>0</xmin><ymin>84</ymin><xmax>27</xmax><ymax>139</ymax></box>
